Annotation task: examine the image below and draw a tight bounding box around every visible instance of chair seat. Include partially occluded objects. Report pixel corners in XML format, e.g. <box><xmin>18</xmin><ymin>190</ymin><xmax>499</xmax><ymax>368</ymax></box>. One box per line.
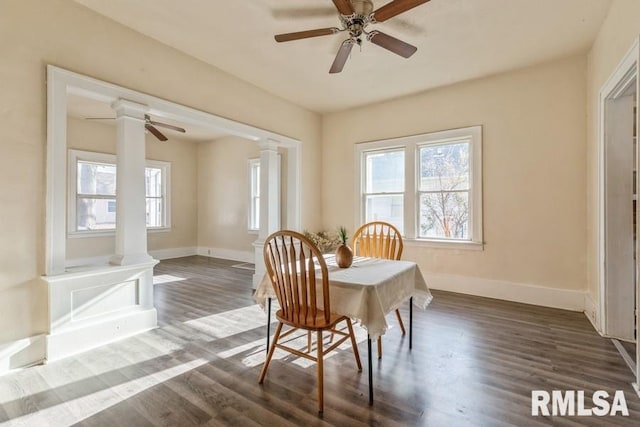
<box><xmin>276</xmin><ymin>309</ymin><xmax>346</xmax><ymax>331</ymax></box>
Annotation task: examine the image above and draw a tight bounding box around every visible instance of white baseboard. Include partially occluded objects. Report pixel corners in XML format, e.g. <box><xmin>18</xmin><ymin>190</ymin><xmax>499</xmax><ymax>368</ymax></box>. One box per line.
<box><xmin>149</xmin><ymin>247</ymin><xmax>197</xmax><ymax>260</ymax></box>
<box><xmin>197</xmin><ymin>247</ymin><xmax>254</xmax><ymax>263</ymax></box>
<box><xmin>0</xmin><ymin>334</ymin><xmax>46</xmax><ymax>376</ymax></box>
<box><xmin>425</xmin><ymin>272</ymin><xmax>586</xmax><ymax>312</ymax></box>
<box><xmin>583</xmin><ymin>293</ymin><xmax>600</xmax><ymax>333</ymax></box>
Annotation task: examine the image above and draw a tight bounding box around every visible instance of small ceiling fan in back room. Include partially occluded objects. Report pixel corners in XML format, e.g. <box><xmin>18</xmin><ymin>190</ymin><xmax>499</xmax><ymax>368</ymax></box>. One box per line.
<box><xmin>274</xmin><ymin>0</ymin><xmax>431</xmax><ymax>74</ymax></box>
<box><xmin>86</xmin><ymin>114</ymin><xmax>186</xmax><ymax>142</ymax></box>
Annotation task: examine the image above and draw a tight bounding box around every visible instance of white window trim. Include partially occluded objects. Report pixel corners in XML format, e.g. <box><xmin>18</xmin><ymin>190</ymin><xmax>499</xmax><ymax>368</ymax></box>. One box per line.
<box><xmin>355</xmin><ymin>126</ymin><xmax>483</xmax><ymax>250</ymax></box>
<box><xmin>248</xmin><ymin>158</ymin><xmax>260</xmax><ymax>234</ymax></box>
<box><xmin>67</xmin><ymin>149</ymin><xmax>172</xmax><ymax>237</ymax></box>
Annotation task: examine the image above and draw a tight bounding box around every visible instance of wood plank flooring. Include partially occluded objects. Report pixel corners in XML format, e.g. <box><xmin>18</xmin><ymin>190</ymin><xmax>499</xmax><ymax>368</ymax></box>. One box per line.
<box><xmin>1</xmin><ymin>255</ymin><xmax>639</xmax><ymax>425</ymax></box>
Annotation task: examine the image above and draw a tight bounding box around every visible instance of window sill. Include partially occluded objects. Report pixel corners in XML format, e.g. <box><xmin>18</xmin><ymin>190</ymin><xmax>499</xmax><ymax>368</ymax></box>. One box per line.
<box><xmin>67</xmin><ymin>227</ymin><xmax>171</xmax><ymax>238</ymax></box>
<box><xmin>404</xmin><ymin>238</ymin><xmax>484</xmax><ymax>251</ymax></box>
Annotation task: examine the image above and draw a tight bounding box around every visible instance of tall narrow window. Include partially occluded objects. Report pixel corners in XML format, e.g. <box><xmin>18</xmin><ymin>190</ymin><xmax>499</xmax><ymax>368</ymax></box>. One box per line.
<box><xmin>249</xmin><ymin>159</ymin><xmax>260</xmax><ymax>231</ymax></box>
<box><xmin>362</xmin><ymin>149</ymin><xmax>405</xmax><ymax>233</ymax></box>
<box><xmin>145</xmin><ymin>165</ymin><xmax>165</xmax><ymax>228</ymax></box>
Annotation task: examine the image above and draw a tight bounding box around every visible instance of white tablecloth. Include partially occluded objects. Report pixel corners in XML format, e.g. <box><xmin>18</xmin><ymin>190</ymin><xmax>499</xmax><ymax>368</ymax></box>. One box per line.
<box><xmin>254</xmin><ymin>255</ymin><xmax>433</xmax><ymax>340</ymax></box>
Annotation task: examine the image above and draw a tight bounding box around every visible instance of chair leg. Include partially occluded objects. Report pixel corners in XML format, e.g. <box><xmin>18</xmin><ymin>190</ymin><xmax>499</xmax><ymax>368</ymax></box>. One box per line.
<box><xmin>395</xmin><ymin>309</ymin><xmax>406</xmax><ymax>336</ymax></box>
<box><xmin>308</xmin><ymin>331</ymin><xmax>312</xmax><ymax>353</ymax></box>
<box><xmin>377</xmin><ymin>337</ymin><xmax>382</xmax><ymax>359</ymax></box>
<box><xmin>259</xmin><ymin>322</ymin><xmax>283</xmax><ymax>384</ymax></box>
<box><xmin>317</xmin><ymin>330</ymin><xmax>324</xmax><ymax>413</ymax></box>
<box><xmin>346</xmin><ymin>318</ymin><xmax>362</xmax><ymax>371</ymax></box>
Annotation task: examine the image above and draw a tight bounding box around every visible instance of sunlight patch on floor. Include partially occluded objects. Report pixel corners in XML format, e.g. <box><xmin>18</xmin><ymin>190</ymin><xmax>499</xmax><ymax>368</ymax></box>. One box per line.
<box><xmin>153</xmin><ymin>274</ymin><xmax>187</xmax><ymax>285</ymax></box>
<box><xmin>10</xmin><ymin>357</ymin><xmax>209</xmax><ymax>426</ymax></box>
<box><xmin>184</xmin><ymin>305</ymin><xmax>266</xmax><ymax>339</ymax></box>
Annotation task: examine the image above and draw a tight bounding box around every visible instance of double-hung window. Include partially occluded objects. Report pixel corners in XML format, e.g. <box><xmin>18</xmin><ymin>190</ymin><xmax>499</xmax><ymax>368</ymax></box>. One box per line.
<box><xmin>68</xmin><ymin>150</ymin><xmax>171</xmax><ymax>235</ymax></box>
<box><xmin>356</xmin><ymin>126</ymin><xmax>483</xmax><ymax>249</ymax></box>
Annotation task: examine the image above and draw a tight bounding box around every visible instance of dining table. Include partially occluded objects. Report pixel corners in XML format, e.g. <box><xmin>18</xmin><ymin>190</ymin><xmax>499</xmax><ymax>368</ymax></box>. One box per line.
<box><xmin>254</xmin><ymin>254</ymin><xmax>433</xmax><ymax>404</ymax></box>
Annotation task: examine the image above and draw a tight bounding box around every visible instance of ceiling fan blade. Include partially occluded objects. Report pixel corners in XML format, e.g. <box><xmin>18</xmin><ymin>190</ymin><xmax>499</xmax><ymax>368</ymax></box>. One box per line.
<box><xmin>332</xmin><ymin>0</ymin><xmax>355</xmax><ymax>15</ymax></box>
<box><xmin>147</xmin><ymin>120</ymin><xmax>186</xmax><ymax>133</ymax></box>
<box><xmin>145</xmin><ymin>124</ymin><xmax>168</xmax><ymax>142</ymax></box>
<box><xmin>372</xmin><ymin>0</ymin><xmax>430</xmax><ymax>23</ymax></box>
<box><xmin>368</xmin><ymin>31</ymin><xmax>417</xmax><ymax>58</ymax></box>
<box><xmin>329</xmin><ymin>39</ymin><xmax>354</xmax><ymax>74</ymax></box>
<box><xmin>275</xmin><ymin>27</ymin><xmax>340</xmax><ymax>42</ymax></box>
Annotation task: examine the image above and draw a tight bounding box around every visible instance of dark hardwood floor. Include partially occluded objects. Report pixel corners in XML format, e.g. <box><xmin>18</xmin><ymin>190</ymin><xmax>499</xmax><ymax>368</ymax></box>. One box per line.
<box><xmin>0</xmin><ymin>255</ymin><xmax>639</xmax><ymax>426</ymax></box>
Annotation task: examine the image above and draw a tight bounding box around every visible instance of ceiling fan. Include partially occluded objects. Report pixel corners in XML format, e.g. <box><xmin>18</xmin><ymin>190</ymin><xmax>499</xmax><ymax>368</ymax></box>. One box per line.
<box><xmin>274</xmin><ymin>0</ymin><xmax>431</xmax><ymax>73</ymax></box>
<box><xmin>86</xmin><ymin>114</ymin><xmax>186</xmax><ymax>142</ymax></box>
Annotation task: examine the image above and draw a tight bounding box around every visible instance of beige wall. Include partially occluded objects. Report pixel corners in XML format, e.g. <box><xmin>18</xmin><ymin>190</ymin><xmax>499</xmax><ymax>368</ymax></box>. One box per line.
<box><xmin>0</xmin><ymin>0</ymin><xmax>321</xmax><ymax>344</ymax></box>
<box><xmin>322</xmin><ymin>56</ymin><xmax>587</xmax><ymax>292</ymax></box>
<box><xmin>586</xmin><ymin>1</ymin><xmax>640</xmax><ymax>305</ymax></box>
<box><xmin>197</xmin><ymin>136</ymin><xmax>259</xmax><ymax>253</ymax></box>
<box><xmin>66</xmin><ymin>117</ymin><xmax>199</xmax><ymax>261</ymax></box>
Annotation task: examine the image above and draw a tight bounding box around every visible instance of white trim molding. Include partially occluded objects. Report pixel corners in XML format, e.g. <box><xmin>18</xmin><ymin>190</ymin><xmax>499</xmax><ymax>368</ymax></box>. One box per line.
<box><xmin>597</xmin><ymin>38</ymin><xmax>640</xmax><ymax>335</ymax></box>
<box><xmin>149</xmin><ymin>247</ymin><xmax>197</xmax><ymax>260</ymax></box>
<box><xmin>426</xmin><ymin>272</ymin><xmax>586</xmax><ymax>312</ymax></box>
<box><xmin>197</xmin><ymin>247</ymin><xmax>254</xmax><ymax>263</ymax></box>
<box><xmin>584</xmin><ymin>292</ymin><xmax>599</xmax><ymax>333</ymax></box>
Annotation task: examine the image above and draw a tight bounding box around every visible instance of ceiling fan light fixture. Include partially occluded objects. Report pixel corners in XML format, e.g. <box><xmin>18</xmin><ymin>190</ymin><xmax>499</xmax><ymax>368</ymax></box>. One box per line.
<box><xmin>274</xmin><ymin>0</ymin><xmax>430</xmax><ymax>73</ymax></box>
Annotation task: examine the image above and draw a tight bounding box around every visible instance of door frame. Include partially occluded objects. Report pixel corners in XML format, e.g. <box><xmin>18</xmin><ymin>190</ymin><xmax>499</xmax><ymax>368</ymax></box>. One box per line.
<box><xmin>597</xmin><ymin>37</ymin><xmax>639</xmax><ymax>392</ymax></box>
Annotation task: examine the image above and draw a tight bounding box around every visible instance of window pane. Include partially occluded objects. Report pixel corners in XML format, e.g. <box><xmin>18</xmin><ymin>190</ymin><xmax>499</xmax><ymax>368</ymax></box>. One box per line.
<box><xmin>365</xmin><ymin>150</ymin><xmax>404</xmax><ymax>193</ymax></box>
<box><xmin>146</xmin><ymin>197</ymin><xmax>163</xmax><ymax>227</ymax></box>
<box><xmin>251</xmin><ymin>196</ymin><xmax>260</xmax><ymax>229</ymax></box>
<box><xmin>77</xmin><ymin>162</ymin><xmax>116</xmax><ymax>195</ymax></box>
<box><xmin>419</xmin><ymin>142</ymin><xmax>469</xmax><ymax>192</ymax></box>
<box><xmin>365</xmin><ymin>195</ymin><xmax>404</xmax><ymax>234</ymax></box>
<box><xmin>419</xmin><ymin>191</ymin><xmax>469</xmax><ymax>239</ymax></box>
<box><xmin>145</xmin><ymin>167</ymin><xmax>163</xmax><ymax>197</ymax></box>
<box><xmin>77</xmin><ymin>197</ymin><xmax>116</xmax><ymax>230</ymax></box>
<box><xmin>251</xmin><ymin>163</ymin><xmax>260</xmax><ymax>197</ymax></box>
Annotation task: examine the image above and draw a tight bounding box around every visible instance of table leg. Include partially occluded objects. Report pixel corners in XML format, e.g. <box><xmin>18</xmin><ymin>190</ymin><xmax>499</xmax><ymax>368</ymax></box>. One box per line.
<box><xmin>368</xmin><ymin>335</ymin><xmax>373</xmax><ymax>405</ymax></box>
<box><xmin>409</xmin><ymin>296</ymin><xmax>413</xmax><ymax>350</ymax></box>
<box><xmin>266</xmin><ymin>297</ymin><xmax>271</xmax><ymax>354</ymax></box>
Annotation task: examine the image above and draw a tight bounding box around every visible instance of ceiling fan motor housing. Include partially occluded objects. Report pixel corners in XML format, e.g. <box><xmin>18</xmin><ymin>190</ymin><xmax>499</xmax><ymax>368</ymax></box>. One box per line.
<box><xmin>351</xmin><ymin>0</ymin><xmax>374</xmax><ymax>16</ymax></box>
<box><xmin>344</xmin><ymin>0</ymin><xmax>374</xmax><ymax>38</ymax></box>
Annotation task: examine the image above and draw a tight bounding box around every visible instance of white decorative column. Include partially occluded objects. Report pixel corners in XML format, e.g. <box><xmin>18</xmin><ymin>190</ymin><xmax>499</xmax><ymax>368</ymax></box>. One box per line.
<box><xmin>44</xmin><ymin>99</ymin><xmax>158</xmax><ymax>362</ymax></box>
<box><xmin>110</xmin><ymin>99</ymin><xmax>154</xmax><ymax>266</ymax></box>
<box><xmin>253</xmin><ymin>139</ymin><xmax>281</xmax><ymax>288</ymax></box>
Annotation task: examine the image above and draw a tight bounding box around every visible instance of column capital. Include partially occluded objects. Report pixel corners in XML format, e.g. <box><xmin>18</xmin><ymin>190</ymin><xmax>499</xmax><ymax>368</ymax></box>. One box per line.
<box><xmin>111</xmin><ymin>99</ymin><xmax>147</xmax><ymax>120</ymax></box>
<box><xmin>258</xmin><ymin>138</ymin><xmax>281</xmax><ymax>151</ymax></box>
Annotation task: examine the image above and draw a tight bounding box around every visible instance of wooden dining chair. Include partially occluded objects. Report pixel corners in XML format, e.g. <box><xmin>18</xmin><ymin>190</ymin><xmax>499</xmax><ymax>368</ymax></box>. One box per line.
<box><xmin>352</xmin><ymin>221</ymin><xmax>405</xmax><ymax>359</ymax></box>
<box><xmin>258</xmin><ymin>230</ymin><xmax>362</xmax><ymax>413</ymax></box>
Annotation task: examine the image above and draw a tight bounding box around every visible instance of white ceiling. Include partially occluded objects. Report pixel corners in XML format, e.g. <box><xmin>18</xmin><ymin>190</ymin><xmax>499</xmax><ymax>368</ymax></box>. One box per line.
<box><xmin>73</xmin><ymin>0</ymin><xmax>612</xmax><ymax>113</ymax></box>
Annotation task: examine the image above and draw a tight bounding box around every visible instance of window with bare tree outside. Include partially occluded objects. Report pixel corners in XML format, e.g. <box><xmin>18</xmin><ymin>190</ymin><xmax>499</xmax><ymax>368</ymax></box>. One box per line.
<box><xmin>356</xmin><ymin>126</ymin><xmax>482</xmax><ymax>249</ymax></box>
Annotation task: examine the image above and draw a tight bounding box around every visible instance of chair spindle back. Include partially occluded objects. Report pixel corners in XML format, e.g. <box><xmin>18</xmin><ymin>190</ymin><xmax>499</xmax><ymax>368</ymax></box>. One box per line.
<box><xmin>352</xmin><ymin>221</ymin><xmax>403</xmax><ymax>260</ymax></box>
<box><xmin>264</xmin><ymin>230</ymin><xmax>330</xmax><ymax>326</ymax></box>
